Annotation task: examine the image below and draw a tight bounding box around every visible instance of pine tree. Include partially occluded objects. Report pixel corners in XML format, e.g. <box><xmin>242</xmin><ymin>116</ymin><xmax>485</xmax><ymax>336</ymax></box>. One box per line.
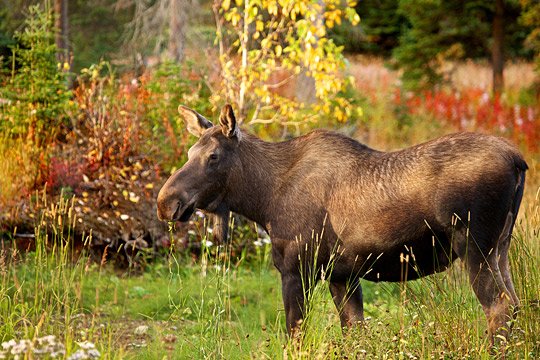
<box><xmin>393</xmin><ymin>0</ymin><xmax>528</xmax><ymax>93</ymax></box>
<box><xmin>520</xmin><ymin>0</ymin><xmax>540</xmax><ymax>73</ymax></box>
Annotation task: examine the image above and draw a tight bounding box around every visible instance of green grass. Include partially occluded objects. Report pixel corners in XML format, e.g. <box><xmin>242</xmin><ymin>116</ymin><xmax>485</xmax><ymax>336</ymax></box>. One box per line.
<box><xmin>1</xmin><ymin>188</ymin><xmax>539</xmax><ymax>359</ymax></box>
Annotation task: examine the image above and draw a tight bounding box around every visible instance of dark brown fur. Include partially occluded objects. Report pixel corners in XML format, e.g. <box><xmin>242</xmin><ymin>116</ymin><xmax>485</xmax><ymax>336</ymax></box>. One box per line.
<box><xmin>157</xmin><ymin>105</ymin><xmax>528</xmax><ymax>343</ymax></box>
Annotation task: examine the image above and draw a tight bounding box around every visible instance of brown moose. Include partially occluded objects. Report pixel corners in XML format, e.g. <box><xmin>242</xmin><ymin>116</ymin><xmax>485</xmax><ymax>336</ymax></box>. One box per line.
<box><xmin>157</xmin><ymin>104</ymin><xmax>527</xmax><ymax>343</ymax></box>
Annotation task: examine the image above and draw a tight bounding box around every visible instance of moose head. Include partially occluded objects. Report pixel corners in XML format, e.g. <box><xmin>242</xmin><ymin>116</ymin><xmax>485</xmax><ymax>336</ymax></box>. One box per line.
<box><xmin>157</xmin><ymin>104</ymin><xmax>241</xmax><ymax>241</ymax></box>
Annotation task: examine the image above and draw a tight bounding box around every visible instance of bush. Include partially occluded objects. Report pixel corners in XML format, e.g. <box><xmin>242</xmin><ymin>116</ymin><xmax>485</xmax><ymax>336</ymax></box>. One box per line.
<box><xmin>0</xmin><ymin>5</ymin><xmax>72</xmax><ymax>145</ymax></box>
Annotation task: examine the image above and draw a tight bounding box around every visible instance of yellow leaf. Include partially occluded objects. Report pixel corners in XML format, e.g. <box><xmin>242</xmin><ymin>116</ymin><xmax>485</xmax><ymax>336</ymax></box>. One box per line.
<box><xmin>231</xmin><ymin>13</ymin><xmax>240</xmax><ymax>26</ymax></box>
<box><xmin>268</xmin><ymin>2</ymin><xmax>277</xmax><ymax>15</ymax></box>
<box><xmin>275</xmin><ymin>45</ymin><xmax>282</xmax><ymax>57</ymax></box>
<box><xmin>222</xmin><ymin>0</ymin><xmax>230</xmax><ymax>11</ymax></box>
<box><xmin>145</xmin><ymin>183</ymin><xmax>154</xmax><ymax>189</ymax></box>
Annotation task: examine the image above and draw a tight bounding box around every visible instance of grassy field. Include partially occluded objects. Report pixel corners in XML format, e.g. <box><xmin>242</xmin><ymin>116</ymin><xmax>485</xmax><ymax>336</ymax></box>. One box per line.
<box><xmin>1</xmin><ymin>163</ymin><xmax>539</xmax><ymax>359</ymax></box>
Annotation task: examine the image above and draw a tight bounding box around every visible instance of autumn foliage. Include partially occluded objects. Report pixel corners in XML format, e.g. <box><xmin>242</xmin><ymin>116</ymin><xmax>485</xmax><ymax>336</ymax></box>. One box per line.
<box><xmin>403</xmin><ymin>89</ymin><xmax>540</xmax><ymax>151</ymax></box>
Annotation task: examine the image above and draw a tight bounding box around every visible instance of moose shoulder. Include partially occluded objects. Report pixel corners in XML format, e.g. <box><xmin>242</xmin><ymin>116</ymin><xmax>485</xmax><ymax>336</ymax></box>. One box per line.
<box><xmin>157</xmin><ymin>104</ymin><xmax>528</xmax><ymax>343</ymax></box>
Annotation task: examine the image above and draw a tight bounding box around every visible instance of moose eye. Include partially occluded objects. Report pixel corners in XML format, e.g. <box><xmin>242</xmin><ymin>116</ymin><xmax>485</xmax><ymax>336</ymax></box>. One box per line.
<box><xmin>209</xmin><ymin>153</ymin><xmax>218</xmax><ymax>161</ymax></box>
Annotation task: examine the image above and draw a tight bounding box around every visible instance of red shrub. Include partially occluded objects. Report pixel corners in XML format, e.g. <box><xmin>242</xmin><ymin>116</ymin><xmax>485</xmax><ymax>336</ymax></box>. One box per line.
<box><xmin>401</xmin><ymin>88</ymin><xmax>540</xmax><ymax>151</ymax></box>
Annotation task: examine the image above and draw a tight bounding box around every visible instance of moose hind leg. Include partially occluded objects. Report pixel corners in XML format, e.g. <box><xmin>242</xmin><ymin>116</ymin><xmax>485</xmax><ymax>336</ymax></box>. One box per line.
<box><xmin>462</xmin><ymin>242</ymin><xmax>514</xmax><ymax>343</ymax></box>
<box><xmin>497</xmin><ymin>211</ymin><xmax>520</xmax><ymax>307</ymax></box>
<box><xmin>329</xmin><ymin>280</ymin><xmax>364</xmax><ymax>328</ymax></box>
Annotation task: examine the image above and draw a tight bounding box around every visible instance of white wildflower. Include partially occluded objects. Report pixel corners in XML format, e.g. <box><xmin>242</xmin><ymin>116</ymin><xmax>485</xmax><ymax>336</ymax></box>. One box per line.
<box><xmin>134</xmin><ymin>325</ymin><xmax>149</xmax><ymax>335</ymax></box>
<box><xmin>37</xmin><ymin>335</ymin><xmax>56</xmax><ymax>345</ymax></box>
<box><xmin>253</xmin><ymin>240</ymin><xmax>263</xmax><ymax>247</ymax></box>
<box><xmin>204</xmin><ymin>240</ymin><xmax>213</xmax><ymax>247</ymax></box>
<box><xmin>195</xmin><ymin>210</ymin><xmax>205</xmax><ymax>218</ymax></box>
<box><xmin>76</xmin><ymin>341</ymin><xmax>96</xmax><ymax>350</ymax></box>
<box><xmin>11</xmin><ymin>339</ymin><xmax>31</xmax><ymax>355</ymax></box>
<box><xmin>67</xmin><ymin>350</ymin><xmax>88</xmax><ymax>360</ymax></box>
<box><xmin>67</xmin><ymin>343</ymin><xmax>100</xmax><ymax>360</ymax></box>
<box><xmin>1</xmin><ymin>340</ymin><xmax>16</xmax><ymax>350</ymax></box>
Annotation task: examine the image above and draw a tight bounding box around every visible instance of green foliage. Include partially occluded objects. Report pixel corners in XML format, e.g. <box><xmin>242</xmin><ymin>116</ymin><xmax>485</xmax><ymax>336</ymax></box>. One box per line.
<box><xmin>520</xmin><ymin>0</ymin><xmax>540</xmax><ymax>72</ymax></box>
<box><xmin>393</xmin><ymin>0</ymin><xmax>532</xmax><ymax>90</ymax></box>
<box><xmin>143</xmin><ymin>60</ymin><xmax>212</xmax><ymax>169</ymax></box>
<box><xmin>0</xmin><ymin>0</ymin><xmax>31</xmax><ymax>62</ymax></box>
<box><xmin>393</xmin><ymin>0</ymin><xmax>489</xmax><ymax>89</ymax></box>
<box><xmin>0</xmin><ymin>8</ymin><xmax>16</xmax><ymax>64</ymax></box>
<box><xmin>0</xmin><ymin>5</ymin><xmax>72</xmax><ymax>144</ymax></box>
<box><xmin>332</xmin><ymin>0</ymin><xmax>406</xmax><ymax>56</ymax></box>
<box><xmin>69</xmin><ymin>0</ymin><xmax>132</xmax><ymax>72</ymax></box>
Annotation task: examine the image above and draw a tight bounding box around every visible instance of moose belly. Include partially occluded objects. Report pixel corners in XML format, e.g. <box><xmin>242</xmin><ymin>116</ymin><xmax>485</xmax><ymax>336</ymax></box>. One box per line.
<box><xmin>362</xmin><ymin>233</ymin><xmax>456</xmax><ymax>282</ymax></box>
<box><xmin>330</xmin><ymin>231</ymin><xmax>456</xmax><ymax>282</ymax></box>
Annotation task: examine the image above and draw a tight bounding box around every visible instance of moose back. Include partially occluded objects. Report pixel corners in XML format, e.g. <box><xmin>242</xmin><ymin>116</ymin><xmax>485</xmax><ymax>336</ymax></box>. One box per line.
<box><xmin>157</xmin><ymin>104</ymin><xmax>527</xmax><ymax>342</ymax></box>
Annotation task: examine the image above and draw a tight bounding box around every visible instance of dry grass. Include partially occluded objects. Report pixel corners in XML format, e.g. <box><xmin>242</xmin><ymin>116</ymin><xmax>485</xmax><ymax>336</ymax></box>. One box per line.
<box><xmin>347</xmin><ymin>55</ymin><xmax>538</xmax><ymax>93</ymax></box>
<box><xmin>450</xmin><ymin>60</ymin><xmax>537</xmax><ymax>92</ymax></box>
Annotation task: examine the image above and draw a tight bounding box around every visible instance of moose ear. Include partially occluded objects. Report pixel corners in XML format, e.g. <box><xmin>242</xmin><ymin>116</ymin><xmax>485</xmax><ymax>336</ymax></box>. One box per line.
<box><xmin>178</xmin><ymin>105</ymin><xmax>213</xmax><ymax>137</ymax></box>
<box><xmin>219</xmin><ymin>104</ymin><xmax>240</xmax><ymax>139</ymax></box>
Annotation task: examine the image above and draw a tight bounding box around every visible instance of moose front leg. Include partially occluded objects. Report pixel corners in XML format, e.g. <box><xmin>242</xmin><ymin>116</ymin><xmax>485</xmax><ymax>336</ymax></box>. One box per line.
<box><xmin>281</xmin><ymin>273</ymin><xmax>305</xmax><ymax>336</ymax></box>
<box><xmin>211</xmin><ymin>203</ymin><xmax>230</xmax><ymax>243</ymax></box>
<box><xmin>329</xmin><ymin>280</ymin><xmax>364</xmax><ymax>329</ymax></box>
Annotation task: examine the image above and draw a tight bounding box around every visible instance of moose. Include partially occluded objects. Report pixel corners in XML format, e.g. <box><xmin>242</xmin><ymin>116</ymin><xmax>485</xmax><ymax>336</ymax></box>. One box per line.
<box><xmin>157</xmin><ymin>104</ymin><xmax>527</xmax><ymax>343</ymax></box>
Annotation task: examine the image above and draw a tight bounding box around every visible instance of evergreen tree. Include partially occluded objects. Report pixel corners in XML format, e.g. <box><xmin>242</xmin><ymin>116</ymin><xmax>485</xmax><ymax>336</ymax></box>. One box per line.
<box><xmin>332</xmin><ymin>0</ymin><xmax>406</xmax><ymax>56</ymax></box>
<box><xmin>0</xmin><ymin>5</ymin><xmax>72</xmax><ymax>144</ymax></box>
<box><xmin>520</xmin><ymin>0</ymin><xmax>540</xmax><ymax>73</ymax></box>
<box><xmin>393</xmin><ymin>0</ymin><xmax>529</xmax><ymax>92</ymax></box>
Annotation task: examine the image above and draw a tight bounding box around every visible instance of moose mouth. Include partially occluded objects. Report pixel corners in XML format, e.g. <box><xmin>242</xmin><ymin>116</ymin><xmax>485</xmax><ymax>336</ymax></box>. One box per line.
<box><xmin>173</xmin><ymin>202</ymin><xmax>196</xmax><ymax>222</ymax></box>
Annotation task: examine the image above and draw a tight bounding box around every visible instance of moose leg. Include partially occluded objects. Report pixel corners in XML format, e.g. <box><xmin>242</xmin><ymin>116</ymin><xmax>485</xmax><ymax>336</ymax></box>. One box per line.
<box><xmin>497</xmin><ymin>212</ymin><xmax>520</xmax><ymax>307</ymax></box>
<box><xmin>329</xmin><ymin>280</ymin><xmax>364</xmax><ymax>328</ymax></box>
<box><xmin>463</xmin><ymin>244</ymin><xmax>513</xmax><ymax>343</ymax></box>
<box><xmin>281</xmin><ymin>273</ymin><xmax>305</xmax><ymax>336</ymax></box>
<box><xmin>211</xmin><ymin>203</ymin><xmax>230</xmax><ymax>243</ymax></box>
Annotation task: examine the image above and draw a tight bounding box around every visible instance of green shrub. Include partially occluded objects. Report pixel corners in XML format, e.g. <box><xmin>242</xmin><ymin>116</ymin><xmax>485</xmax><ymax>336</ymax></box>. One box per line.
<box><xmin>0</xmin><ymin>5</ymin><xmax>72</xmax><ymax>145</ymax></box>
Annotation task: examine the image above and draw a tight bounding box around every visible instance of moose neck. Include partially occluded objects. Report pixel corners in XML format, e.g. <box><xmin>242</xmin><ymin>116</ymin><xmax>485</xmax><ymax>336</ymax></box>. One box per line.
<box><xmin>224</xmin><ymin>133</ymin><xmax>293</xmax><ymax>228</ymax></box>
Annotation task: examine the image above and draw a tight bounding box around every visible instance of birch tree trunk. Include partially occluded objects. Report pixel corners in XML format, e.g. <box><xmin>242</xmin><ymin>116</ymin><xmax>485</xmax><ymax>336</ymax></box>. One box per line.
<box><xmin>167</xmin><ymin>0</ymin><xmax>187</xmax><ymax>62</ymax></box>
